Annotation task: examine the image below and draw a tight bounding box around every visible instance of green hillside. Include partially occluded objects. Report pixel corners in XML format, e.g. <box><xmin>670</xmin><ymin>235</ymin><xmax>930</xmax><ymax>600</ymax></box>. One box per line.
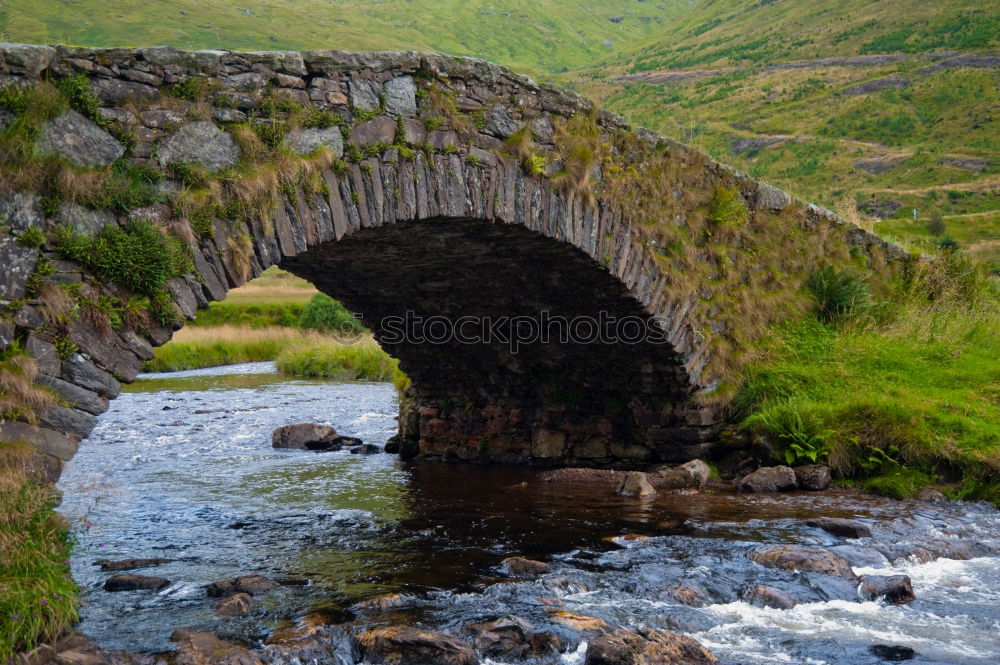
<box><xmin>0</xmin><ymin>0</ymin><xmax>690</xmax><ymax>77</ymax></box>
<box><xmin>563</xmin><ymin>0</ymin><xmax>1000</xmax><ymax>267</ymax></box>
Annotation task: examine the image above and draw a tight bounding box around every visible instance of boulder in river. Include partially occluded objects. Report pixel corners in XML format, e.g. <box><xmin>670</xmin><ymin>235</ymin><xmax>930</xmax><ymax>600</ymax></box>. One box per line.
<box><xmin>96</xmin><ymin>557</ymin><xmax>171</xmax><ymax>572</ymax></box>
<box><xmin>661</xmin><ymin>583</ymin><xmax>711</xmax><ymax>607</ymax></box>
<box><xmin>170</xmin><ymin>630</ymin><xmax>264</xmax><ymax>665</ymax></box>
<box><xmin>271</xmin><ymin>423</ymin><xmax>355</xmax><ymax>451</ymax></box>
<box><xmin>654</xmin><ymin>459</ymin><xmax>710</xmax><ymax>490</ymax></box>
<box><xmin>859</xmin><ymin>575</ymin><xmax>916</xmax><ymax>604</ymax></box>
<box><xmin>466</xmin><ymin>615</ymin><xmax>552</xmax><ymax>660</ymax></box>
<box><xmin>354</xmin><ymin>626</ymin><xmax>477</xmax><ymax>665</ymax></box>
<box><xmin>915</xmin><ymin>488</ymin><xmax>948</xmax><ymax>503</ymax></box>
<box><xmin>206</xmin><ymin>574</ymin><xmax>279</xmax><ymax>597</ymax></box>
<box><xmin>795</xmin><ymin>464</ymin><xmax>832</xmax><ymax>490</ymax></box>
<box><xmin>749</xmin><ymin>545</ymin><xmax>856</xmax><ymax>579</ymax></box>
<box><xmin>806</xmin><ymin>517</ymin><xmax>872</xmax><ymax>539</ymax></box>
<box><xmin>103</xmin><ymin>574</ymin><xmax>170</xmax><ymax>592</ymax></box>
<box><xmin>583</xmin><ymin>627</ymin><xmax>719</xmax><ymax>665</ymax></box>
<box><xmin>350</xmin><ymin>442</ymin><xmax>381</xmax><ymax>455</ymax></box>
<box><xmin>738</xmin><ymin>465</ymin><xmax>797</xmax><ymax>492</ymax></box>
<box><xmin>745</xmin><ymin>586</ymin><xmax>797</xmax><ymax>609</ymax></box>
<box><xmin>213</xmin><ymin>592</ymin><xmax>254</xmax><ymax>617</ymax></box>
<box><xmin>869</xmin><ymin>644</ymin><xmax>917</xmax><ymax>661</ymax></box>
<box><xmin>617</xmin><ymin>471</ymin><xmax>657</xmax><ymax>497</ymax></box>
<box><xmin>501</xmin><ymin>556</ymin><xmax>550</xmax><ymax>577</ymax></box>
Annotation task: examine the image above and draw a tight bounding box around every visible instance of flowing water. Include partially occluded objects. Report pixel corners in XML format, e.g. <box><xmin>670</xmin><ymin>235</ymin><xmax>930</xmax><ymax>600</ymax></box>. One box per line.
<box><xmin>58</xmin><ymin>362</ymin><xmax>1000</xmax><ymax>664</ymax></box>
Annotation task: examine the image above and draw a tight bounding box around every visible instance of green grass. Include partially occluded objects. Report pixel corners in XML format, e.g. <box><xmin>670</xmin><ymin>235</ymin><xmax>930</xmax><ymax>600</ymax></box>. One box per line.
<box><xmin>735</xmin><ymin>253</ymin><xmax>1000</xmax><ymax>503</ymax></box>
<box><xmin>275</xmin><ymin>340</ymin><xmax>398</xmax><ymax>381</ymax></box>
<box><xmin>0</xmin><ymin>0</ymin><xmax>688</xmax><ymax>77</ymax></box>
<box><xmin>190</xmin><ymin>301</ymin><xmax>306</xmax><ymax>328</ymax></box>
<box><xmin>0</xmin><ymin>445</ymin><xmax>78</xmax><ymax>661</ymax></box>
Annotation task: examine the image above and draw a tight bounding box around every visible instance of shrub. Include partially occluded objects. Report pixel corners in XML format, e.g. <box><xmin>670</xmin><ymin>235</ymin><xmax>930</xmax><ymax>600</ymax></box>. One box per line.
<box><xmin>805</xmin><ymin>266</ymin><xmax>871</xmax><ymax>322</ymax></box>
<box><xmin>276</xmin><ymin>339</ymin><xmax>396</xmax><ymax>381</ymax></box>
<box><xmin>54</xmin><ymin>221</ymin><xmax>190</xmax><ymax>295</ymax></box>
<box><xmin>298</xmin><ymin>293</ymin><xmax>364</xmax><ymax>335</ymax></box>
<box><xmin>15</xmin><ymin>227</ymin><xmax>45</xmax><ymax>248</ymax></box>
<box><xmin>925</xmin><ymin>212</ymin><xmax>946</xmax><ymax>236</ymax></box>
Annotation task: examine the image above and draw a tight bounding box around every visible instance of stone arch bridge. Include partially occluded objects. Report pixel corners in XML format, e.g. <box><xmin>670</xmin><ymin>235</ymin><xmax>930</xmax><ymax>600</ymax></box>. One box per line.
<box><xmin>0</xmin><ymin>44</ymin><xmax>902</xmax><ymax>481</ymax></box>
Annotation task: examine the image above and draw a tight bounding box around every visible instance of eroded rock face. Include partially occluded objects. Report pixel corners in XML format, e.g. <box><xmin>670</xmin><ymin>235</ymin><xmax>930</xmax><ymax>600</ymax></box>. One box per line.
<box><xmin>156</xmin><ymin>121</ymin><xmax>240</xmax><ymax>171</ymax></box>
<box><xmin>583</xmin><ymin>628</ymin><xmax>718</xmax><ymax>665</ymax></box>
<box><xmin>36</xmin><ymin>110</ymin><xmax>124</xmax><ymax>167</ymax></box>
<box><xmin>749</xmin><ymin>545</ymin><xmax>856</xmax><ymax>579</ymax></box>
<box><xmin>738</xmin><ymin>466</ymin><xmax>797</xmax><ymax>492</ymax></box>
<box><xmin>383</xmin><ymin>75</ymin><xmax>417</xmax><ymax>116</ymax></box>
<box><xmin>354</xmin><ymin>627</ymin><xmax>477</xmax><ymax>665</ymax></box>
<box><xmin>0</xmin><ymin>236</ymin><xmax>38</xmax><ymax>300</ymax></box>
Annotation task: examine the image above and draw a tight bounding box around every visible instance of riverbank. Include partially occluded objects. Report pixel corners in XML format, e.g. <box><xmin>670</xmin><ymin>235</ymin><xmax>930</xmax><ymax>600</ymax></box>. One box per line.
<box><xmin>734</xmin><ymin>251</ymin><xmax>1000</xmax><ymax>505</ymax></box>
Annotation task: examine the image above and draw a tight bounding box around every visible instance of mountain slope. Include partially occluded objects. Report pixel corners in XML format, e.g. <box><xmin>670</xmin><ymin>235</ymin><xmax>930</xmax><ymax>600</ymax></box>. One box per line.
<box><xmin>562</xmin><ymin>0</ymin><xmax>1000</xmax><ymax>267</ymax></box>
<box><xmin>0</xmin><ymin>0</ymin><xmax>692</xmax><ymax>76</ymax></box>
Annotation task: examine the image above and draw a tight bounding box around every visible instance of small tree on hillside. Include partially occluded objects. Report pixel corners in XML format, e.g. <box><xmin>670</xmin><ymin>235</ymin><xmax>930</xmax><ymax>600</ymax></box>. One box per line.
<box><xmin>926</xmin><ymin>211</ymin><xmax>946</xmax><ymax>236</ymax></box>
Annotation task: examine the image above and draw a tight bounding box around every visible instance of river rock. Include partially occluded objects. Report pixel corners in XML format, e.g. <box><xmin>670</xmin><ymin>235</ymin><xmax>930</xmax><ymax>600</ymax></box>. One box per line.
<box><xmin>583</xmin><ymin>627</ymin><xmax>718</xmax><ymax>665</ymax></box>
<box><xmin>829</xmin><ymin>545</ymin><xmax>890</xmax><ymax>568</ymax></box>
<box><xmin>103</xmin><ymin>574</ymin><xmax>170</xmax><ymax>591</ymax></box>
<box><xmin>915</xmin><ymin>488</ymin><xmax>948</xmax><ymax>503</ymax></box>
<box><xmin>96</xmin><ymin>557</ymin><xmax>170</xmax><ymax>571</ymax></box>
<box><xmin>745</xmin><ymin>586</ymin><xmax>797</xmax><ymax>609</ymax></box>
<box><xmin>795</xmin><ymin>464</ymin><xmax>832</xmax><ymax>490</ymax></box>
<box><xmin>271</xmin><ymin>423</ymin><xmax>341</xmax><ymax>451</ymax></box>
<box><xmin>170</xmin><ymin>630</ymin><xmax>264</xmax><ymax>665</ymax></box>
<box><xmin>350</xmin><ymin>442</ymin><xmax>381</xmax><ymax>455</ymax></box>
<box><xmin>869</xmin><ymin>644</ymin><xmax>917</xmax><ymax>661</ymax></box>
<box><xmin>501</xmin><ymin>556</ymin><xmax>550</xmax><ymax>577</ymax></box>
<box><xmin>466</xmin><ymin>615</ymin><xmax>534</xmax><ymax>660</ymax></box>
<box><xmin>37</xmin><ymin>110</ymin><xmax>125</xmax><ymax>168</ymax></box>
<box><xmin>206</xmin><ymin>574</ymin><xmax>279</xmax><ymax>597</ymax></box>
<box><xmin>213</xmin><ymin>592</ymin><xmax>254</xmax><ymax>617</ymax></box>
<box><xmin>749</xmin><ymin>545</ymin><xmax>856</xmax><ymax>579</ymax></box>
<box><xmin>352</xmin><ymin>592</ymin><xmax>409</xmax><ymax>611</ymax></box>
<box><xmin>617</xmin><ymin>471</ymin><xmax>656</xmax><ymax>497</ymax></box>
<box><xmin>738</xmin><ymin>465</ymin><xmax>797</xmax><ymax>492</ymax></box>
<box><xmin>354</xmin><ymin>627</ymin><xmax>477</xmax><ymax>665</ymax></box>
<box><xmin>806</xmin><ymin>518</ymin><xmax>872</xmax><ymax>539</ymax></box>
<box><xmin>157</xmin><ymin>121</ymin><xmax>240</xmax><ymax>171</ymax></box>
<box><xmin>859</xmin><ymin>575</ymin><xmax>916</xmax><ymax>604</ymax></box>
<box><xmin>662</xmin><ymin>583</ymin><xmax>711</xmax><ymax>607</ymax></box>
<box><xmin>547</xmin><ymin>609</ymin><xmax>609</xmax><ymax>632</ymax></box>
<box><xmin>680</xmin><ymin>459</ymin><xmax>711</xmax><ymax>488</ymax></box>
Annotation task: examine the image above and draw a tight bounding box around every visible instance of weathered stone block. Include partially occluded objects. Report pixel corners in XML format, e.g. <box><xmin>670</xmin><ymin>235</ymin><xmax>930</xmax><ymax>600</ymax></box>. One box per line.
<box><xmin>0</xmin><ymin>43</ymin><xmax>57</xmax><ymax>77</ymax></box>
<box><xmin>348</xmin><ymin>115</ymin><xmax>396</xmax><ymax>146</ymax></box>
<box><xmin>56</xmin><ymin>201</ymin><xmax>117</xmax><ymax>236</ymax></box>
<box><xmin>36</xmin><ymin>375</ymin><xmax>109</xmax><ymax>415</ymax></box>
<box><xmin>348</xmin><ymin>79</ymin><xmax>382</xmax><ymax>111</ymax></box>
<box><xmin>37</xmin><ymin>405</ymin><xmax>98</xmax><ymax>438</ymax></box>
<box><xmin>0</xmin><ymin>237</ymin><xmax>37</xmax><ymax>300</ymax></box>
<box><xmin>284</xmin><ymin>126</ymin><xmax>343</xmax><ymax>157</ymax></box>
<box><xmin>91</xmin><ymin>78</ymin><xmax>159</xmax><ymax>104</ymax></box>
<box><xmin>157</xmin><ymin>121</ymin><xmax>240</xmax><ymax>171</ymax></box>
<box><xmin>383</xmin><ymin>75</ymin><xmax>417</xmax><ymax>116</ymax></box>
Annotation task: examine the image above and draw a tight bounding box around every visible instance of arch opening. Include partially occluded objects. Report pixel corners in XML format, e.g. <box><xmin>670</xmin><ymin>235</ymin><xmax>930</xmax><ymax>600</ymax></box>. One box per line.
<box><xmin>282</xmin><ymin>217</ymin><xmax>710</xmax><ymax>466</ymax></box>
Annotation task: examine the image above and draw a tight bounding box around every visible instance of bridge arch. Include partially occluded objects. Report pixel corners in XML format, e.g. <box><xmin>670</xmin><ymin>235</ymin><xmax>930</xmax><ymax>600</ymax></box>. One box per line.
<box><xmin>0</xmin><ymin>44</ymin><xmax>904</xmax><ymax>476</ymax></box>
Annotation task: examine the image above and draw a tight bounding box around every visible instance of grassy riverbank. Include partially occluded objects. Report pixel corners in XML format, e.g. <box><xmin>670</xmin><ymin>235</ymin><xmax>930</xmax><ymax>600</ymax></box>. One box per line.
<box><xmin>735</xmin><ymin>252</ymin><xmax>1000</xmax><ymax>504</ymax></box>
<box><xmin>0</xmin><ymin>445</ymin><xmax>78</xmax><ymax>660</ymax></box>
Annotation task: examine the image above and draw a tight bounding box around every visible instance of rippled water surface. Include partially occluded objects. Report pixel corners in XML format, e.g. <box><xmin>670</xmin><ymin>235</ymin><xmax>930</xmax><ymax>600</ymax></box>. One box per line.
<box><xmin>58</xmin><ymin>362</ymin><xmax>1000</xmax><ymax>663</ymax></box>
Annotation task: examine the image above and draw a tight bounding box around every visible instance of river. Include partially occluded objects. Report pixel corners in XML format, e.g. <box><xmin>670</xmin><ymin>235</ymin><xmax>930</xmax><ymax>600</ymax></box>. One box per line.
<box><xmin>57</xmin><ymin>362</ymin><xmax>1000</xmax><ymax>664</ymax></box>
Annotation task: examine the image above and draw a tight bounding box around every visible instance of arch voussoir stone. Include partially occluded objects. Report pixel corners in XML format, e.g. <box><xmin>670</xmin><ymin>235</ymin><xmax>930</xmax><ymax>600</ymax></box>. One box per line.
<box><xmin>0</xmin><ymin>43</ymin><xmax>906</xmax><ymax>477</ymax></box>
